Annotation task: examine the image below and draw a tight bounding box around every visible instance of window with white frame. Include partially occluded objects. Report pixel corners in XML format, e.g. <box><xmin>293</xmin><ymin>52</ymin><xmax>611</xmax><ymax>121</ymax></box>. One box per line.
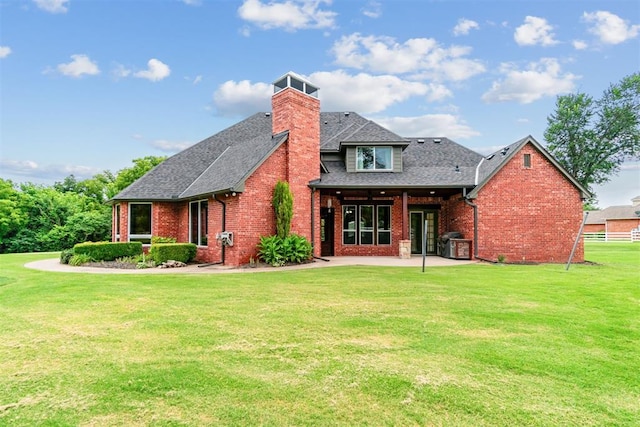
<box><xmin>114</xmin><ymin>204</ymin><xmax>121</xmax><ymax>242</ymax></box>
<box><xmin>129</xmin><ymin>203</ymin><xmax>152</xmax><ymax>244</ymax></box>
<box><xmin>356</xmin><ymin>146</ymin><xmax>392</xmax><ymax>171</ymax></box>
<box><xmin>343</xmin><ymin>204</ymin><xmax>392</xmax><ymax>245</ymax></box>
<box><xmin>190</xmin><ymin>200</ymin><xmax>208</xmax><ymax>246</ymax></box>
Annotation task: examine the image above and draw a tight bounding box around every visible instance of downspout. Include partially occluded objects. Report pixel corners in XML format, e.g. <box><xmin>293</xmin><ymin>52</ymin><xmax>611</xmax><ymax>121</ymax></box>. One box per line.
<box><xmin>474</xmin><ymin>156</ymin><xmax>486</xmax><ymax>186</ymax></box>
<box><xmin>213</xmin><ymin>194</ymin><xmax>226</xmax><ymax>265</ymax></box>
<box><xmin>310</xmin><ymin>188</ymin><xmax>316</xmax><ymax>256</ymax></box>
<box><xmin>463</xmin><ymin>188</ymin><xmax>480</xmax><ymax>260</ymax></box>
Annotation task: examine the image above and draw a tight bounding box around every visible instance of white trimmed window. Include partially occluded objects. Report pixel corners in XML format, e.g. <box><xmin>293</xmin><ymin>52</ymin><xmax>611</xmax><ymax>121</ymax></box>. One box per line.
<box><xmin>343</xmin><ymin>204</ymin><xmax>392</xmax><ymax>245</ymax></box>
<box><xmin>356</xmin><ymin>146</ymin><xmax>392</xmax><ymax>171</ymax></box>
<box><xmin>190</xmin><ymin>200</ymin><xmax>208</xmax><ymax>246</ymax></box>
<box><xmin>129</xmin><ymin>202</ymin><xmax>152</xmax><ymax>244</ymax></box>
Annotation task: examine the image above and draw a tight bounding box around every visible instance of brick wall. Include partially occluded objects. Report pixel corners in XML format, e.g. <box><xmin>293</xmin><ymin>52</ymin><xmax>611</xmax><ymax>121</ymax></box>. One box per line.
<box><xmin>220</xmin><ymin>142</ymin><xmax>288</xmax><ymax>266</ymax></box>
<box><xmin>607</xmin><ymin>218</ymin><xmax>640</xmax><ymax>232</ymax></box>
<box><xmin>473</xmin><ymin>143</ymin><xmax>585</xmax><ymax>263</ymax></box>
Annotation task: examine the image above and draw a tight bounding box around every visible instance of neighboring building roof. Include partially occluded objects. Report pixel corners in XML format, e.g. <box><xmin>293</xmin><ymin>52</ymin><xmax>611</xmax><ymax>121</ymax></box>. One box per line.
<box><xmin>585</xmin><ymin>205</ymin><xmax>640</xmax><ymax>224</ymax></box>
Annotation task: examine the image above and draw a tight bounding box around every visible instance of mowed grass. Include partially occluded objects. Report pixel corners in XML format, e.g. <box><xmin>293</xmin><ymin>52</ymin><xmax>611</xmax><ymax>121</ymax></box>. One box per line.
<box><xmin>0</xmin><ymin>244</ymin><xmax>638</xmax><ymax>426</ymax></box>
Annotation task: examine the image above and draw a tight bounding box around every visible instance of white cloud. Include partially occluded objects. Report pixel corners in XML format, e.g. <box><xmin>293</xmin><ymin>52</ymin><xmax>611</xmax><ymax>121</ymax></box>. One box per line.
<box><xmin>181</xmin><ymin>0</ymin><xmax>201</xmax><ymax>5</ymax></box>
<box><xmin>149</xmin><ymin>140</ymin><xmax>194</xmax><ymax>153</ymax></box>
<box><xmin>0</xmin><ymin>158</ymin><xmax>101</xmax><ymax>180</ymax></box>
<box><xmin>331</xmin><ymin>33</ymin><xmax>485</xmax><ymax>82</ymax></box>
<box><xmin>33</xmin><ymin>0</ymin><xmax>68</xmax><ymax>14</ymax></box>
<box><xmin>514</xmin><ymin>16</ymin><xmax>558</xmax><ymax>46</ymax></box>
<box><xmin>213</xmin><ymin>79</ymin><xmax>272</xmax><ymax>116</ymax></box>
<box><xmin>453</xmin><ymin>18</ymin><xmax>479</xmax><ymax>36</ymax></box>
<box><xmin>133</xmin><ymin>59</ymin><xmax>171</xmax><ymax>82</ymax></box>
<box><xmin>56</xmin><ymin>54</ymin><xmax>100</xmax><ymax>78</ymax></box>
<box><xmin>362</xmin><ymin>1</ymin><xmax>381</xmax><ymax>19</ymax></box>
<box><xmin>375</xmin><ymin>114</ymin><xmax>480</xmax><ymax>140</ymax></box>
<box><xmin>238</xmin><ymin>0</ymin><xmax>337</xmax><ymax>31</ymax></box>
<box><xmin>192</xmin><ymin>75</ymin><xmax>203</xmax><ymax>85</ymax></box>
<box><xmin>572</xmin><ymin>39</ymin><xmax>588</xmax><ymax>50</ymax></box>
<box><xmin>211</xmin><ymin>70</ymin><xmax>442</xmax><ymax>117</ymax></box>
<box><xmin>308</xmin><ymin>70</ymin><xmax>432</xmax><ymax>113</ymax></box>
<box><xmin>112</xmin><ymin>63</ymin><xmax>132</xmax><ymax>79</ymax></box>
<box><xmin>0</xmin><ymin>46</ymin><xmax>11</xmax><ymax>58</ymax></box>
<box><xmin>582</xmin><ymin>11</ymin><xmax>640</xmax><ymax>45</ymax></box>
<box><xmin>482</xmin><ymin>58</ymin><xmax>578</xmax><ymax>104</ymax></box>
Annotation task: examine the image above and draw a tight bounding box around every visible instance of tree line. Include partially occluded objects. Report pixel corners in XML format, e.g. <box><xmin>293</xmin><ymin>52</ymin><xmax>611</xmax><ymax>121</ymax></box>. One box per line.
<box><xmin>0</xmin><ymin>156</ymin><xmax>165</xmax><ymax>254</ymax></box>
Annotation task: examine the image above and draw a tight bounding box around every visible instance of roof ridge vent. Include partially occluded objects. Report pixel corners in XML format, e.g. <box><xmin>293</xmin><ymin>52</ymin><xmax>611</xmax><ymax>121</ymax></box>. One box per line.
<box><xmin>501</xmin><ymin>147</ymin><xmax>510</xmax><ymax>156</ymax></box>
<box><xmin>433</xmin><ymin>138</ymin><xmax>442</xmax><ymax>143</ymax></box>
<box><xmin>417</xmin><ymin>139</ymin><xmax>425</xmax><ymax>143</ymax></box>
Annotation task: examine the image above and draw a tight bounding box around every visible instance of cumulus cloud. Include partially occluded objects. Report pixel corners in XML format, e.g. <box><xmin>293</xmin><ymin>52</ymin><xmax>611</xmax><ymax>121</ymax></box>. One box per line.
<box><xmin>0</xmin><ymin>158</ymin><xmax>101</xmax><ymax>180</ymax></box>
<box><xmin>362</xmin><ymin>1</ymin><xmax>382</xmax><ymax>19</ymax></box>
<box><xmin>0</xmin><ymin>46</ymin><xmax>11</xmax><ymax>58</ymax></box>
<box><xmin>213</xmin><ymin>79</ymin><xmax>272</xmax><ymax>116</ymax></box>
<box><xmin>331</xmin><ymin>33</ymin><xmax>485</xmax><ymax>81</ymax></box>
<box><xmin>56</xmin><ymin>54</ymin><xmax>100</xmax><ymax>78</ymax></box>
<box><xmin>33</xmin><ymin>0</ymin><xmax>68</xmax><ymax>14</ymax></box>
<box><xmin>211</xmin><ymin>70</ymin><xmax>445</xmax><ymax>117</ymax></box>
<box><xmin>514</xmin><ymin>16</ymin><xmax>558</xmax><ymax>46</ymax></box>
<box><xmin>308</xmin><ymin>70</ymin><xmax>435</xmax><ymax>113</ymax></box>
<box><xmin>572</xmin><ymin>39</ymin><xmax>588</xmax><ymax>50</ymax></box>
<box><xmin>482</xmin><ymin>58</ymin><xmax>578</xmax><ymax>104</ymax></box>
<box><xmin>133</xmin><ymin>59</ymin><xmax>171</xmax><ymax>82</ymax></box>
<box><xmin>238</xmin><ymin>0</ymin><xmax>337</xmax><ymax>31</ymax></box>
<box><xmin>582</xmin><ymin>10</ymin><xmax>640</xmax><ymax>45</ymax></box>
<box><xmin>181</xmin><ymin>0</ymin><xmax>201</xmax><ymax>5</ymax></box>
<box><xmin>375</xmin><ymin>114</ymin><xmax>480</xmax><ymax>140</ymax></box>
<box><xmin>148</xmin><ymin>140</ymin><xmax>194</xmax><ymax>153</ymax></box>
<box><xmin>453</xmin><ymin>18</ymin><xmax>479</xmax><ymax>36</ymax></box>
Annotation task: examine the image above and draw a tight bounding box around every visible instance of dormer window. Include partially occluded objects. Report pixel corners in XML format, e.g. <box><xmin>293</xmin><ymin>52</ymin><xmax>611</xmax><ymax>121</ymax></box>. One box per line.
<box><xmin>357</xmin><ymin>146</ymin><xmax>392</xmax><ymax>171</ymax></box>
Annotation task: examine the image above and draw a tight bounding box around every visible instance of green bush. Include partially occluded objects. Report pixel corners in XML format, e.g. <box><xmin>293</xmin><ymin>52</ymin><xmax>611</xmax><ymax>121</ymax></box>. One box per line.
<box><xmin>60</xmin><ymin>249</ymin><xmax>74</xmax><ymax>265</ymax></box>
<box><xmin>151</xmin><ymin>236</ymin><xmax>177</xmax><ymax>244</ymax></box>
<box><xmin>73</xmin><ymin>241</ymin><xmax>143</xmax><ymax>261</ymax></box>
<box><xmin>149</xmin><ymin>243</ymin><xmax>197</xmax><ymax>264</ymax></box>
<box><xmin>258</xmin><ymin>235</ymin><xmax>284</xmax><ymax>267</ymax></box>
<box><xmin>283</xmin><ymin>234</ymin><xmax>313</xmax><ymax>263</ymax></box>
<box><xmin>258</xmin><ymin>234</ymin><xmax>312</xmax><ymax>266</ymax></box>
<box><xmin>69</xmin><ymin>253</ymin><xmax>93</xmax><ymax>266</ymax></box>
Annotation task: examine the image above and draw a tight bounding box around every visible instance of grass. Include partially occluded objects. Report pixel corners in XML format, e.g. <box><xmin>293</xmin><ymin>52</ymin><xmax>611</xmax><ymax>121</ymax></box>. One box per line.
<box><xmin>0</xmin><ymin>243</ymin><xmax>638</xmax><ymax>426</ymax></box>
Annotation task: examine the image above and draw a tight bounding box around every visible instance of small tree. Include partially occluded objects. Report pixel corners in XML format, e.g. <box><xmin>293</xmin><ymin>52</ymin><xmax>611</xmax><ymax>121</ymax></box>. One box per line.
<box><xmin>272</xmin><ymin>181</ymin><xmax>293</xmax><ymax>239</ymax></box>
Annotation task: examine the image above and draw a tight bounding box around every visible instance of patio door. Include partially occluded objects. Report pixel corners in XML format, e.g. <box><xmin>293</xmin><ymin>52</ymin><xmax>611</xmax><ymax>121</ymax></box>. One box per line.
<box><xmin>410</xmin><ymin>211</ymin><xmax>437</xmax><ymax>254</ymax></box>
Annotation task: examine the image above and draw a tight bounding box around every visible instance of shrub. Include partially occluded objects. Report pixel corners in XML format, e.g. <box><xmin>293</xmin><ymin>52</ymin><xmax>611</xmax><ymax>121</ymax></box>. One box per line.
<box><xmin>282</xmin><ymin>234</ymin><xmax>313</xmax><ymax>263</ymax></box>
<box><xmin>149</xmin><ymin>243</ymin><xmax>197</xmax><ymax>264</ymax></box>
<box><xmin>69</xmin><ymin>253</ymin><xmax>93</xmax><ymax>266</ymax></box>
<box><xmin>272</xmin><ymin>181</ymin><xmax>293</xmax><ymax>239</ymax></box>
<box><xmin>73</xmin><ymin>241</ymin><xmax>143</xmax><ymax>261</ymax></box>
<box><xmin>258</xmin><ymin>235</ymin><xmax>284</xmax><ymax>267</ymax></box>
<box><xmin>151</xmin><ymin>236</ymin><xmax>177</xmax><ymax>244</ymax></box>
<box><xmin>258</xmin><ymin>234</ymin><xmax>312</xmax><ymax>266</ymax></box>
<box><xmin>60</xmin><ymin>249</ymin><xmax>74</xmax><ymax>265</ymax></box>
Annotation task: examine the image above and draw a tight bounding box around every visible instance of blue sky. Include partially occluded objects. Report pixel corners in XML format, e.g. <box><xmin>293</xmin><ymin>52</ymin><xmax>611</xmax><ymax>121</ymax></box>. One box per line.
<box><xmin>1</xmin><ymin>0</ymin><xmax>638</xmax><ymax>207</ymax></box>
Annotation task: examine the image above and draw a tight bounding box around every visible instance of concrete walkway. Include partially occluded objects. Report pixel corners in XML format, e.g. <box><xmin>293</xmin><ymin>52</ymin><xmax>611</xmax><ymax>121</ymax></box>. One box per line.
<box><xmin>25</xmin><ymin>256</ymin><xmax>477</xmax><ymax>275</ymax></box>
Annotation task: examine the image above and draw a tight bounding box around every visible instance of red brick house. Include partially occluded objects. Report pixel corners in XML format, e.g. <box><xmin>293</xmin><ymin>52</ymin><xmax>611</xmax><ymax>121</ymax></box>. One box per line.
<box><xmin>584</xmin><ymin>197</ymin><xmax>640</xmax><ymax>233</ymax></box>
<box><xmin>110</xmin><ymin>72</ymin><xmax>590</xmax><ymax>265</ymax></box>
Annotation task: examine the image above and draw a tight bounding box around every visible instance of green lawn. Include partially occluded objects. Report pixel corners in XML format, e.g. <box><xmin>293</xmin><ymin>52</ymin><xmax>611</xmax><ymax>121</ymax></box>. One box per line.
<box><xmin>1</xmin><ymin>244</ymin><xmax>638</xmax><ymax>426</ymax></box>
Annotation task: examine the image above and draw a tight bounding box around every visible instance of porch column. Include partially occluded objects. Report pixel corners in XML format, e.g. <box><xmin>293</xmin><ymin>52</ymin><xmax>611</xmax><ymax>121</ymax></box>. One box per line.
<box><xmin>402</xmin><ymin>191</ymin><xmax>408</xmax><ymax>240</ymax></box>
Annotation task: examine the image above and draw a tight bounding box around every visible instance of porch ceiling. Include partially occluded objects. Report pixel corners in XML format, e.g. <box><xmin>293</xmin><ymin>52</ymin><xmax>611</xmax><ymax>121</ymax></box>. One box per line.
<box><xmin>319</xmin><ymin>187</ymin><xmax>467</xmax><ymax>199</ymax></box>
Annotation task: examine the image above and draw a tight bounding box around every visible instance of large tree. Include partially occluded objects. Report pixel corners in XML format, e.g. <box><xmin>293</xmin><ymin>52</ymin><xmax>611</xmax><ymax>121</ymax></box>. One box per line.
<box><xmin>544</xmin><ymin>72</ymin><xmax>640</xmax><ymax>197</ymax></box>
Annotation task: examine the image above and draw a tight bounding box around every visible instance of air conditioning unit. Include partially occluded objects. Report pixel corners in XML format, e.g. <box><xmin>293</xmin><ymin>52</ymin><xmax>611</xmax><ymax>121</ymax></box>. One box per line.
<box><xmin>216</xmin><ymin>231</ymin><xmax>234</xmax><ymax>247</ymax></box>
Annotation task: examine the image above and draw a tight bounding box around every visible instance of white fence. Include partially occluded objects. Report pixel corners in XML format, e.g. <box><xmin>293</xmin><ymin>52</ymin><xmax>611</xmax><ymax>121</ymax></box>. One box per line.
<box><xmin>583</xmin><ymin>230</ymin><xmax>640</xmax><ymax>242</ymax></box>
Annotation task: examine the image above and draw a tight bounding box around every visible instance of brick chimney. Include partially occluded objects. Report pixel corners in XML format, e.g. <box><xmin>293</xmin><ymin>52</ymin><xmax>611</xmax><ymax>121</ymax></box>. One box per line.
<box><xmin>271</xmin><ymin>72</ymin><xmax>321</xmax><ymax>242</ymax></box>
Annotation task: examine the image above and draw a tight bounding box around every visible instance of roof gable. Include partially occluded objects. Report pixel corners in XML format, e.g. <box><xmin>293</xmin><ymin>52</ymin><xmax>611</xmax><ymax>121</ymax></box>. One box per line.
<box><xmin>467</xmin><ymin>136</ymin><xmax>591</xmax><ymax>199</ymax></box>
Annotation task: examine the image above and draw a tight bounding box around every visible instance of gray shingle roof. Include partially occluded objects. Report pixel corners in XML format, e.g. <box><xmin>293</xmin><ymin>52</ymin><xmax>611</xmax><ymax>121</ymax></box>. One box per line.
<box><xmin>111</xmin><ymin>112</ymin><xmax>587</xmax><ymax>202</ymax></box>
<box><xmin>314</xmin><ymin>137</ymin><xmax>483</xmax><ymax>188</ymax></box>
